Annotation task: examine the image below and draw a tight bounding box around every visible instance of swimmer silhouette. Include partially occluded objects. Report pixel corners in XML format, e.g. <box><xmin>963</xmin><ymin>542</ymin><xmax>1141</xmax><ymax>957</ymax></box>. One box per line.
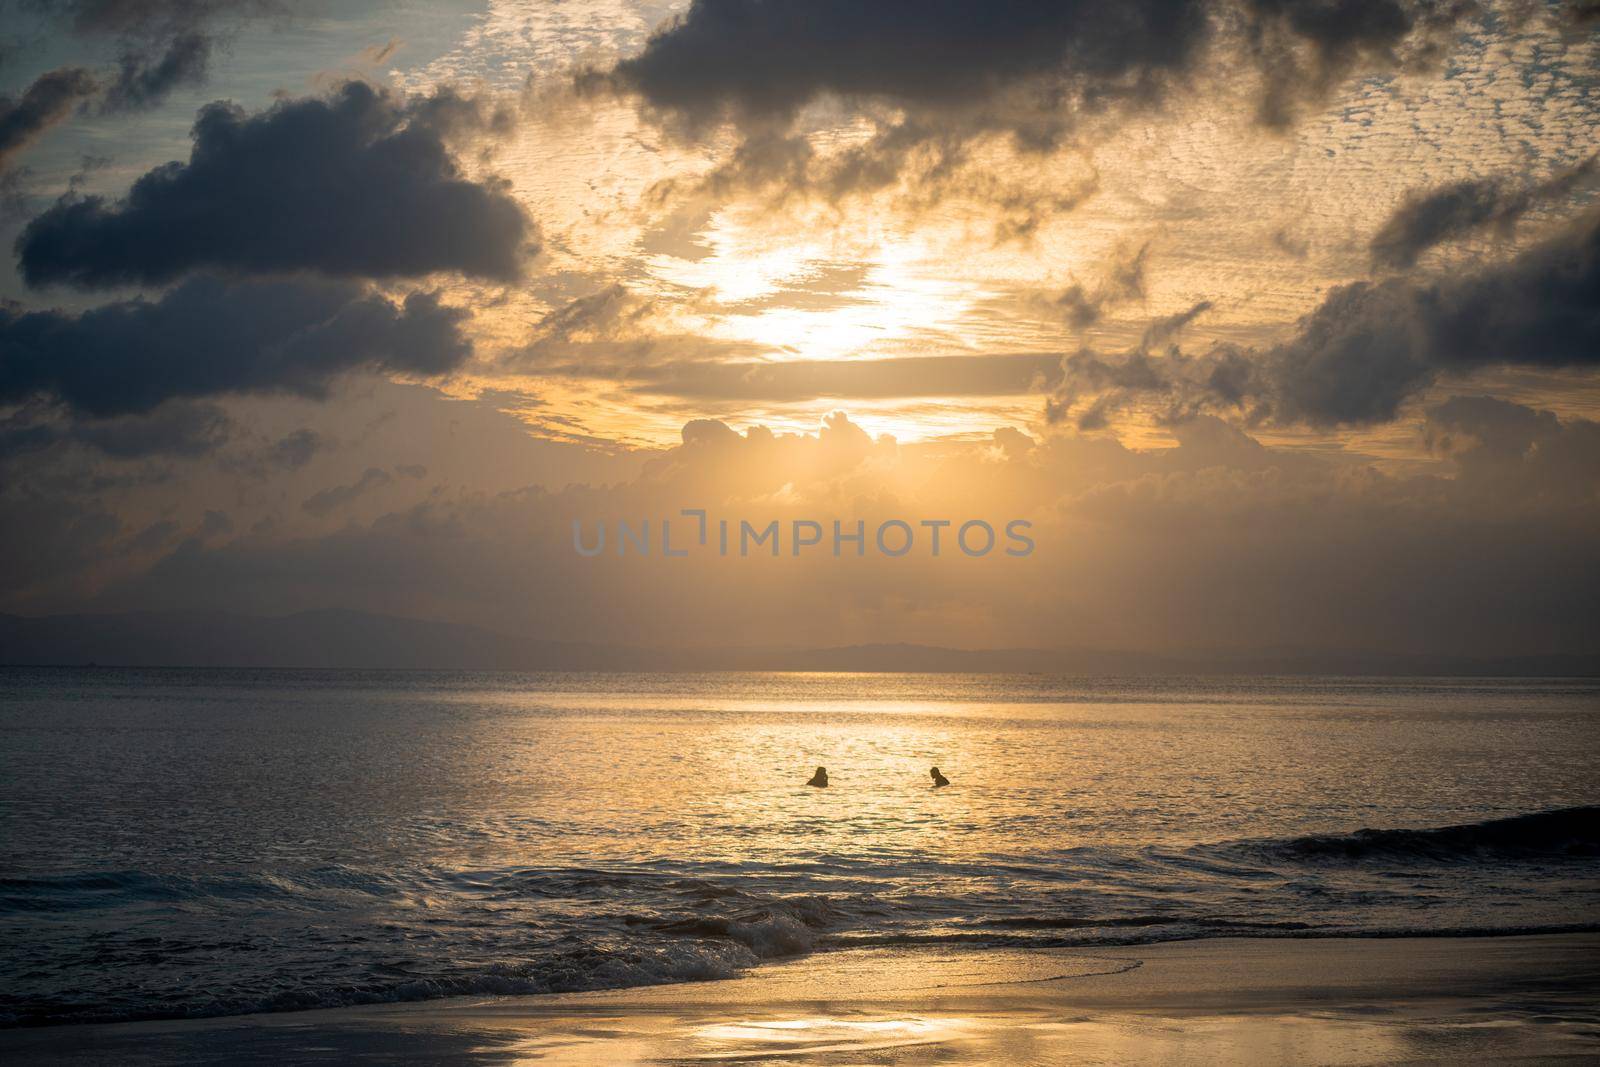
<box><xmin>806</xmin><ymin>767</ymin><xmax>829</xmax><ymax>788</ymax></box>
<box><xmin>930</xmin><ymin>766</ymin><xmax>950</xmax><ymax>788</ymax></box>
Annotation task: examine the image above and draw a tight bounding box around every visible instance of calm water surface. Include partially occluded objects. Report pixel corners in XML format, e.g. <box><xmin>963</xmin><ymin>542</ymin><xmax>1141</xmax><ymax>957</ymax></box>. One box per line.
<box><xmin>1</xmin><ymin>669</ymin><xmax>1597</xmax><ymax>1025</ymax></box>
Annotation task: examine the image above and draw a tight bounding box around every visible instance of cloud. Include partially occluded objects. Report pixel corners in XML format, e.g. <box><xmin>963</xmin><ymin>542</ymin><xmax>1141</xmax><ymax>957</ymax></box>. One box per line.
<box><xmin>599</xmin><ymin>1</ymin><xmax>1477</xmax><ymax>149</ymax></box>
<box><xmin>101</xmin><ymin>30</ymin><xmax>211</xmax><ymax>111</ymax></box>
<box><xmin>264</xmin><ymin>429</ymin><xmax>325</xmax><ymax>471</ymax></box>
<box><xmin>605</xmin><ymin>1</ymin><xmax>1204</xmax><ymax>134</ymax></box>
<box><xmin>630</xmin><ymin>353</ymin><xmax>1064</xmax><ymax>401</ymax></box>
<box><xmin>0</xmin><ymin>274</ymin><xmax>472</xmax><ymax>417</ymax></box>
<box><xmin>217</xmin><ymin>426</ymin><xmax>331</xmax><ymax>478</ymax></box>
<box><xmin>1425</xmin><ymin>394</ymin><xmax>1600</xmax><ymax>498</ymax></box>
<box><xmin>513</xmin><ymin>284</ymin><xmax>765</xmax><ymax>372</ymax></box>
<box><xmin>78</xmin><ymin>403</ymin><xmax>1600</xmax><ymax>660</ymax></box>
<box><xmin>593</xmin><ymin>2</ymin><xmax>1478</xmax><ymax>232</ymax></box>
<box><xmin>0</xmin><ymin>488</ymin><xmax>121</xmax><ymax>599</ymax></box>
<box><xmin>1270</xmin><ymin>209</ymin><xmax>1600</xmax><ymax>424</ymax></box>
<box><xmin>302</xmin><ymin>466</ymin><xmax>391</xmax><ymax>517</ymax></box>
<box><xmin>0</xmin><ymin>68</ymin><xmax>100</xmax><ymax>173</ymax></box>
<box><xmin>1049</xmin><ymin>209</ymin><xmax>1600</xmax><ymax>427</ymax></box>
<box><xmin>0</xmin><ymin>1</ymin><xmax>301</xmax><ymax>164</ymax></box>
<box><xmin>1027</xmin><ymin>241</ymin><xmax>1153</xmax><ymax>331</ymax></box>
<box><xmin>1241</xmin><ymin>0</ymin><xmax>1470</xmax><ymax>129</ymax></box>
<box><xmin>17</xmin><ymin>81</ymin><xmax>534</xmax><ymax>288</ymax></box>
<box><xmin>0</xmin><ymin>399</ymin><xmax>235</xmax><ymax>462</ymax></box>
<box><xmin>200</xmin><ymin>508</ymin><xmax>233</xmax><ymax>537</ymax></box>
<box><xmin>67</xmin><ymin>400</ymin><xmax>234</xmax><ymax>457</ymax></box>
<box><xmin>128</xmin><ymin>517</ymin><xmax>180</xmax><ymax>552</ymax></box>
<box><xmin>60</xmin><ymin>0</ymin><xmax>293</xmax><ymax>111</ymax></box>
<box><xmin>1370</xmin><ymin>155</ymin><xmax>1598</xmax><ymax>269</ymax></box>
<box><xmin>361</xmin><ymin>38</ymin><xmax>403</xmax><ymax>66</ymax></box>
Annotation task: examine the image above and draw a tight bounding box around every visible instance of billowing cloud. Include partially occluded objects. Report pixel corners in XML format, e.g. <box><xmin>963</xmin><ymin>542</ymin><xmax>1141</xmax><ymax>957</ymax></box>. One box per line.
<box><xmin>1425</xmin><ymin>394</ymin><xmax>1600</xmax><ymax>499</ymax></box>
<box><xmin>600</xmin><ymin>1</ymin><xmax>1476</xmax><ymax>152</ymax></box>
<box><xmin>17</xmin><ymin>82</ymin><xmax>533</xmax><ymax>288</ymax></box>
<box><xmin>1050</xmin><ymin>209</ymin><xmax>1600</xmax><ymax>427</ymax></box>
<box><xmin>589</xmin><ymin>0</ymin><xmax>1480</xmax><ymax>232</ymax></box>
<box><xmin>0</xmin><ymin>274</ymin><xmax>471</xmax><ymax>416</ymax></box>
<box><xmin>1370</xmin><ymin>155</ymin><xmax>1598</xmax><ymax>269</ymax></box>
<box><xmin>0</xmin><ymin>68</ymin><xmax>99</xmax><ymax>172</ymax></box>
<box><xmin>1270</xmin><ymin>209</ymin><xmax>1600</xmax><ymax>424</ymax></box>
<box><xmin>605</xmin><ymin>0</ymin><xmax>1209</xmax><ymax>133</ymax></box>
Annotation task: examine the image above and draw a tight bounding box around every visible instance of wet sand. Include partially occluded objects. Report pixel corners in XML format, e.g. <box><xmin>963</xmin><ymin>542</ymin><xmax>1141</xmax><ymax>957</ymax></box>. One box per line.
<box><xmin>4</xmin><ymin>934</ymin><xmax>1597</xmax><ymax>1064</ymax></box>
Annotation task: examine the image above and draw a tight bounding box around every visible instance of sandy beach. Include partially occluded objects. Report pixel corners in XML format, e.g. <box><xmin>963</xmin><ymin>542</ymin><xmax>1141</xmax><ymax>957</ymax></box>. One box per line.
<box><xmin>4</xmin><ymin>934</ymin><xmax>1596</xmax><ymax>1065</ymax></box>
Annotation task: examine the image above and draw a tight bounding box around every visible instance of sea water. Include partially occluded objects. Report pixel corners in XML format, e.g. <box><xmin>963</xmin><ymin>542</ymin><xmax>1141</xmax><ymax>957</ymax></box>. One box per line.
<box><xmin>1</xmin><ymin>668</ymin><xmax>1596</xmax><ymax>1025</ymax></box>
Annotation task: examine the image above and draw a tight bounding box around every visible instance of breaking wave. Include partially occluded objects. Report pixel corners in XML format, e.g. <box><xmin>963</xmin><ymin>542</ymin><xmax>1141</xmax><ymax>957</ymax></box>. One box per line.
<box><xmin>4</xmin><ymin>807</ymin><xmax>1597</xmax><ymax>1028</ymax></box>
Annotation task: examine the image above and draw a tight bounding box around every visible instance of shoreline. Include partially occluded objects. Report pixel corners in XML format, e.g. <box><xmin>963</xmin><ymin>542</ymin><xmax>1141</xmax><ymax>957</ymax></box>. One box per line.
<box><xmin>4</xmin><ymin>933</ymin><xmax>1596</xmax><ymax>1064</ymax></box>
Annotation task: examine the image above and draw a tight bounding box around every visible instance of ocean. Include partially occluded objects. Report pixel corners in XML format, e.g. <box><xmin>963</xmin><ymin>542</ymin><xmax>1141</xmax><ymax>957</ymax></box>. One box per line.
<box><xmin>1</xmin><ymin>669</ymin><xmax>1596</xmax><ymax>1027</ymax></box>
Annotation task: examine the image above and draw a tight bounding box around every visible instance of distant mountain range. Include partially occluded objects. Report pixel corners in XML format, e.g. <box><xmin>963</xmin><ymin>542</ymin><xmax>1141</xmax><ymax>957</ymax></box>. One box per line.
<box><xmin>0</xmin><ymin>610</ymin><xmax>1594</xmax><ymax>676</ymax></box>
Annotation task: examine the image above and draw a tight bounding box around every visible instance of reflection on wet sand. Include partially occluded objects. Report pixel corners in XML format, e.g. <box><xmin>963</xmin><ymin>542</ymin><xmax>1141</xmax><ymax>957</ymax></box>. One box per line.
<box><xmin>6</xmin><ymin>937</ymin><xmax>1594</xmax><ymax>1066</ymax></box>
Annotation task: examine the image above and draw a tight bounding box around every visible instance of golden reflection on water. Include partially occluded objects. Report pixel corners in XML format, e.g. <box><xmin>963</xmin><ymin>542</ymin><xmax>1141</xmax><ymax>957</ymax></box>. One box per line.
<box><xmin>692</xmin><ymin>1014</ymin><xmax>974</xmax><ymax>1056</ymax></box>
<box><xmin>505</xmin><ymin>1008</ymin><xmax>1430</xmax><ymax>1065</ymax></box>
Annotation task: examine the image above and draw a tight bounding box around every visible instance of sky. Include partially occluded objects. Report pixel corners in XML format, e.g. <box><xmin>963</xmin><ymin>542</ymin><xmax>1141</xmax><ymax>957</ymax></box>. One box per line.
<box><xmin>0</xmin><ymin>0</ymin><xmax>1596</xmax><ymax>658</ymax></box>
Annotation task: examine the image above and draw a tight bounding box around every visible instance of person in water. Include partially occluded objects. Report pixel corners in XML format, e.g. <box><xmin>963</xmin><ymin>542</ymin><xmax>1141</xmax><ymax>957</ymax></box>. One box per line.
<box><xmin>930</xmin><ymin>766</ymin><xmax>950</xmax><ymax>788</ymax></box>
<box><xmin>806</xmin><ymin>767</ymin><xmax>829</xmax><ymax>788</ymax></box>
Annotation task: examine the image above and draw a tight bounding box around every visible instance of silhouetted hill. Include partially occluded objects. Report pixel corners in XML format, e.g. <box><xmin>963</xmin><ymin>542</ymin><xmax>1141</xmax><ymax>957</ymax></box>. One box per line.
<box><xmin>0</xmin><ymin>610</ymin><xmax>589</xmax><ymax>670</ymax></box>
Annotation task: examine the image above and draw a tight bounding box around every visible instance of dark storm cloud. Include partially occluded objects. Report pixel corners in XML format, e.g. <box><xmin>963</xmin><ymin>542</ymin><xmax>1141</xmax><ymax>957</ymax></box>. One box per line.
<box><xmin>17</xmin><ymin>82</ymin><xmax>533</xmax><ymax>288</ymax></box>
<box><xmin>1370</xmin><ymin>155</ymin><xmax>1598</xmax><ymax>269</ymax></box>
<box><xmin>1050</xmin><ymin>209</ymin><xmax>1600</xmax><ymax>427</ymax></box>
<box><xmin>0</xmin><ymin>68</ymin><xmax>99</xmax><ymax>173</ymax></box>
<box><xmin>601</xmin><ymin>0</ymin><xmax>1474</xmax><ymax>134</ymax></box>
<box><xmin>606</xmin><ymin>0</ymin><xmax>1210</xmax><ymax>131</ymax></box>
<box><xmin>0</xmin><ymin>274</ymin><xmax>471</xmax><ymax>417</ymax></box>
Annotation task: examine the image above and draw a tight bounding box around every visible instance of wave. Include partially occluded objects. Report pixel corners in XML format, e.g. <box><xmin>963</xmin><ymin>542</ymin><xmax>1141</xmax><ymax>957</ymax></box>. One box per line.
<box><xmin>5</xmin><ymin>806</ymin><xmax>1598</xmax><ymax>1028</ymax></box>
<box><xmin>0</xmin><ymin>939</ymin><xmax>760</xmax><ymax>1028</ymax></box>
<box><xmin>0</xmin><ymin>865</ymin><xmax>416</xmax><ymax>915</ymax></box>
<box><xmin>1226</xmin><ymin>805</ymin><xmax>1600</xmax><ymax>865</ymax></box>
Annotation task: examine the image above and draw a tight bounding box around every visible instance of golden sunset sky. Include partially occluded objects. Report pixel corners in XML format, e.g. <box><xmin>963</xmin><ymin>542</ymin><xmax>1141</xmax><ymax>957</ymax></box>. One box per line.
<box><xmin>1</xmin><ymin>0</ymin><xmax>1596</xmax><ymax>659</ymax></box>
